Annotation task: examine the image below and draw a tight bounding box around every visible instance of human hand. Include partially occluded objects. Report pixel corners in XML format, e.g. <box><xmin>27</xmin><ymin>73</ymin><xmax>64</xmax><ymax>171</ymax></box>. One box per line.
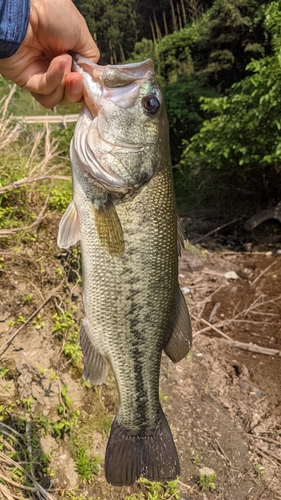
<box><xmin>0</xmin><ymin>0</ymin><xmax>100</xmax><ymax>108</ymax></box>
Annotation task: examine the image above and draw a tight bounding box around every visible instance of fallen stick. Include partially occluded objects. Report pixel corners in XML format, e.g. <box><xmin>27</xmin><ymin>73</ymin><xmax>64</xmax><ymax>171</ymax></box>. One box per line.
<box><xmin>249</xmin><ymin>435</ymin><xmax>281</xmax><ymax>447</ymax></box>
<box><xmin>0</xmin><ymin>281</ymin><xmax>63</xmax><ymax>357</ymax></box>
<box><xmin>191</xmin><ymin>314</ymin><xmax>232</xmax><ymax>340</ymax></box>
<box><xmin>217</xmin><ymin>338</ymin><xmax>280</xmax><ymax>357</ymax></box>
<box><xmin>250</xmin><ymin>260</ymin><xmax>277</xmax><ymax>287</ymax></box>
<box><xmin>254</xmin><ymin>445</ymin><xmax>281</xmax><ymax>463</ymax></box>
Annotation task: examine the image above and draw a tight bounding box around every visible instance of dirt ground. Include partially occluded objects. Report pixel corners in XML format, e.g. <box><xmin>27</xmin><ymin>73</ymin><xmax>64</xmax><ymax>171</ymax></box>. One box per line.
<box><xmin>0</xmin><ymin>213</ymin><xmax>281</xmax><ymax>500</ymax></box>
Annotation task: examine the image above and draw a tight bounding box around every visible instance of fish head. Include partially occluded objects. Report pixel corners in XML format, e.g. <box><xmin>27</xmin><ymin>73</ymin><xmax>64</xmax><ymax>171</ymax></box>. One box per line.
<box><xmin>71</xmin><ymin>55</ymin><xmax>168</xmax><ymax>196</ymax></box>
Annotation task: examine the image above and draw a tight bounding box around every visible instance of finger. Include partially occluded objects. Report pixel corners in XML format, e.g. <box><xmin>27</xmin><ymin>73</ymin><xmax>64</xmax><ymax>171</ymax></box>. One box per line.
<box><xmin>31</xmin><ymin>73</ymin><xmax>84</xmax><ymax>108</ymax></box>
<box><xmin>24</xmin><ymin>54</ymin><xmax>72</xmax><ymax>96</ymax></box>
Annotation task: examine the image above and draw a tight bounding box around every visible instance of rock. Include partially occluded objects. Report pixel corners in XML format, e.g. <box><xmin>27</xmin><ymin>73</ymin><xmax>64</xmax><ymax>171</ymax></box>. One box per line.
<box><xmin>224</xmin><ymin>271</ymin><xmax>239</xmax><ymax>280</ymax></box>
<box><xmin>199</xmin><ymin>466</ymin><xmax>216</xmax><ymax>476</ymax></box>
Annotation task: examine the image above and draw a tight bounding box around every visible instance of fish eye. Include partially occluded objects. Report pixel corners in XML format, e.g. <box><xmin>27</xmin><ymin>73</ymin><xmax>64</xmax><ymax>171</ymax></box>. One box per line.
<box><xmin>142</xmin><ymin>95</ymin><xmax>160</xmax><ymax>115</ymax></box>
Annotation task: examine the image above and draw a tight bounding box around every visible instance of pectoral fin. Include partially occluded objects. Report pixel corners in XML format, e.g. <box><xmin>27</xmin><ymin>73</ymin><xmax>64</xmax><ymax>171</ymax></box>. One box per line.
<box><xmin>57</xmin><ymin>201</ymin><xmax>80</xmax><ymax>249</ymax></box>
<box><xmin>164</xmin><ymin>288</ymin><xmax>192</xmax><ymax>363</ymax></box>
<box><xmin>80</xmin><ymin>319</ymin><xmax>108</xmax><ymax>385</ymax></box>
<box><xmin>94</xmin><ymin>198</ymin><xmax>124</xmax><ymax>256</ymax></box>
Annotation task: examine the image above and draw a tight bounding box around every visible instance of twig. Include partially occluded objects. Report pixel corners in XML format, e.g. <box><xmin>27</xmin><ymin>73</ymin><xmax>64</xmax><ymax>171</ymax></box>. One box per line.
<box><xmin>250</xmin><ymin>260</ymin><xmax>278</xmax><ymax>287</ymax></box>
<box><xmin>254</xmin><ymin>445</ymin><xmax>281</xmax><ymax>463</ymax></box>
<box><xmin>217</xmin><ymin>338</ymin><xmax>280</xmax><ymax>357</ymax></box>
<box><xmin>254</xmin><ymin>446</ymin><xmax>278</xmax><ymax>466</ymax></box>
<box><xmin>191</xmin><ymin>314</ymin><xmax>232</xmax><ymax>340</ymax></box>
<box><xmin>192</xmin><ymin>217</ymin><xmax>244</xmax><ymax>244</ymax></box>
<box><xmin>0</xmin><ymin>451</ymin><xmax>55</xmax><ymax>499</ymax></box>
<box><xmin>0</xmin><ymin>174</ymin><xmax>71</xmax><ymax>195</ymax></box>
<box><xmin>0</xmin><ymin>482</ymin><xmax>25</xmax><ymax>500</ymax></box>
<box><xmin>215</xmin><ymin>438</ymin><xmax>231</xmax><ymax>463</ymax></box>
<box><xmin>0</xmin><ymin>472</ymin><xmax>39</xmax><ymax>491</ymax></box>
<box><xmin>249</xmin><ymin>435</ymin><xmax>281</xmax><ymax>447</ymax></box>
<box><xmin>193</xmin><ymin>284</ymin><xmax>226</xmax><ymax>306</ymax></box>
<box><xmin>0</xmin><ymin>281</ymin><xmax>63</xmax><ymax>357</ymax></box>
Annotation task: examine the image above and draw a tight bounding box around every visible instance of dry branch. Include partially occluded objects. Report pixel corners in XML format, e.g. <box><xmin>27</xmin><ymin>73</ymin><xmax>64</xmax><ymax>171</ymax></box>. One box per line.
<box><xmin>217</xmin><ymin>338</ymin><xmax>280</xmax><ymax>357</ymax></box>
<box><xmin>0</xmin><ymin>174</ymin><xmax>71</xmax><ymax>195</ymax></box>
<box><xmin>250</xmin><ymin>260</ymin><xmax>278</xmax><ymax>287</ymax></box>
<box><xmin>193</xmin><ymin>293</ymin><xmax>281</xmax><ymax>337</ymax></box>
<box><xmin>254</xmin><ymin>445</ymin><xmax>281</xmax><ymax>463</ymax></box>
<box><xmin>249</xmin><ymin>435</ymin><xmax>281</xmax><ymax>447</ymax></box>
<box><xmin>191</xmin><ymin>313</ymin><xmax>232</xmax><ymax>340</ymax></box>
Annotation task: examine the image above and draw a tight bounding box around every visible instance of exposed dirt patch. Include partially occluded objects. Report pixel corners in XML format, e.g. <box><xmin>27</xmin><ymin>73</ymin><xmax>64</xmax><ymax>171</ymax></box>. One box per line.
<box><xmin>0</xmin><ymin>216</ymin><xmax>281</xmax><ymax>499</ymax></box>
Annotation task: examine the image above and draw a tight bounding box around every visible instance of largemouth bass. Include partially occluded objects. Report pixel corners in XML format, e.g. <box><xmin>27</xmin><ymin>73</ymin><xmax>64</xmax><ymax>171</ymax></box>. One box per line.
<box><xmin>58</xmin><ymin>54</ymin><xmax>192</xmax><ymax>486</ymax></box>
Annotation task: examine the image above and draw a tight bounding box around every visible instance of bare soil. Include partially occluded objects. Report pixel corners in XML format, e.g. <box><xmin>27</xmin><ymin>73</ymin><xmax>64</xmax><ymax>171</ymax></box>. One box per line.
<box><xmin>0</xmin><ymin>213</ymin><xmax>281</xmax><ymax>500</ymax></box>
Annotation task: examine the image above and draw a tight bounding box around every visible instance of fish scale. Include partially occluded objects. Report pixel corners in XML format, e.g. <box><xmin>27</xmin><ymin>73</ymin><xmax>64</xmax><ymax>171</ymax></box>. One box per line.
<box><xmin>58</xmin><ymin>55</ymin><xmax>192</xmax><ymax>486</ymax></box>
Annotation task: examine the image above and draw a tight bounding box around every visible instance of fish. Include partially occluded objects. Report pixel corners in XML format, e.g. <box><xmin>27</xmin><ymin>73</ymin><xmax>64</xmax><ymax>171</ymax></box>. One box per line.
<box><xmin>57</xmin><ymin>54</ymin><xmax>192</xmax><ymax>486</ymax></box>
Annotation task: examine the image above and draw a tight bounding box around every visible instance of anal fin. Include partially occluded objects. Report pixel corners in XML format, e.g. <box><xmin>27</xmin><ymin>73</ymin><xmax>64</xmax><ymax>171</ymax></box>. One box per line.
<box><xmin>80</xmin><ymin>319</ymin><xmax>108</xmax><ymax>385</ymax></box>
<box><xmin>57</xmin><ymin>200</ymin><xmax>80</xmax><ymax>249</ymax></box>
<box><xmin>94</xmin><ymin>198</ymin><xmax>124</xmax><ymax>256</ymax></box>
<box><xmin>164</xmin><ymin>287</ymin><xmax>192</xmax><ymax>363</ymax></box>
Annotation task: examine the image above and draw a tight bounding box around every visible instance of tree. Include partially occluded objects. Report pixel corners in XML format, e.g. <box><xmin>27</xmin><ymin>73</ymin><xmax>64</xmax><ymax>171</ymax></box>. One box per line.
<box><xmin>74</xmin><ymin>0</ymin><xmax>138</xmax><ymax>64</ymax></box>
<box><xmin>181</xmin><ymin>1</ymin><xmax>281</xmax><ymax>204</ymax></box>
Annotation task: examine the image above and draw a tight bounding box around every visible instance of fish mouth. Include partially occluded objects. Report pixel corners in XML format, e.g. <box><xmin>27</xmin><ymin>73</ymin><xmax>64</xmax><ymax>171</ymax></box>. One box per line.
<box><xmin>71</xmin><ymin>54</ymin><xmax>158</xmax><ymax>195</ymax></box>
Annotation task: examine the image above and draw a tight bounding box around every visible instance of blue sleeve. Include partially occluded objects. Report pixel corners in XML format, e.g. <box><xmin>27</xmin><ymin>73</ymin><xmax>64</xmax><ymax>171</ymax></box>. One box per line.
<box><xmin>0</xmin><ymin>0</ymin><xmax>30</xmax><ymax>58</ymax></box>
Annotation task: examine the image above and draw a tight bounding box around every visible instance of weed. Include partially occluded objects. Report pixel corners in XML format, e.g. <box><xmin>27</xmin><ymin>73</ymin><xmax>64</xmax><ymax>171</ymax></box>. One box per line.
<box><xmin>0</xmin><ymin>368</ymin><xmax>9</xmax><ymax>377</ymax></box>
<box><xmin>49</xmin><ymin>184</ymin><xmax>72</xmax><ymax>213</ymax></box>
<box><xmin>198</xmin><ymin>468</ymin><xmax>217</xmax><ymax>491</ymax></box>
<box><xmin>23</xmin><ymin>293</ymin><xmax>33</xmax><ymax>302</ymax></box>
<box><xmin>255</xmin><ymin>463</ymin><xmax>265</xmax><ymax>477</ymax></box>
<box><xmin>61</xmin><ymin>385</ymin><xmax>73</xmax><ymax>410</ymax></box>
<box><xmin>63</xmin><ymin>329</ymin><xmax>82</xmax><ymax>364</ymax></box>
<box><xmin>52</xmin><ymin>308</ymin><xmax>76</xmax><ymax>334</ymax></box>
<box><xmin>159</xmin><ymin>390</ymin><xmax>168</xmax><ymax>403</ymax></box>
<box><xmin>74</xmin><ymin>444</ymin><xmax>102</xmax><ymax>482</ymax></box>
<box><xmin>22</xmin><ymin>397</ymin><xmax>34</xmax><ymax>411</ymax></box>
<box><xmin>60</xmin><ymin>486</ymin><xmax>97</xmax><ymax>500</ymax></box>
<box><xmin>32</xmin><ymin>313</ymin><xmax>45</xmax><ymax>330</ymax></box>
<box><xmin>55</xmin><ymin>266</ymin><xmax>63</xmax><ymax>276</ymax></box>
<box><xmin>192</xmin><ymin>450</ymin><xmax>203</xmax><ymax>467</ymax></box>
<box><xmin>138</xmin><ymin>478</ymin><xmax>181</xmax><ymax>499</ymax></box>
<box><xmin>125</xmin><ymin>494</ymin><xmax>145</xmax><ymax>500</ymax></box>
<box><xmin>17</xmin><ymin>315</ymin><xmax>26</xmax><ymax>324</ymax></box>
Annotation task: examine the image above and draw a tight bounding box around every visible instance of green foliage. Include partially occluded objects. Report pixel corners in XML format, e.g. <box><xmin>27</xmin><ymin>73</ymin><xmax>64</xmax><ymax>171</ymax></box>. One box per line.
<box><xmin>52</xmin><ymin>307</ymin><xmax>82</xmax><ymax>365</ymax></box>
<box><xmin>199</xmin><ymin>470</ymin><xmax>217</xmax><ymax>491</ymax></box>
<box><xmin>179</xmin><ymin>0</ymin><xmax>281</xmax><ymax>210</ymax></box>
<box><xmin>49</xmin><ymin>183</ymin><xmax>72</xmax><ymax>213</ymax></box>
<box><xmin>74</xmin><ymin>445</ymin><xmax>101</xmax><ymax>482</ymax></box>
<box><xmin>255</xmin><ymin>463</ymin><xmax>265</xmax><ymax>476</ymax></box>
<box><xmin>74</xmin><ymin>0</ymin><xmax>138</xmax><ymax>64</ymax></box>
<box><xmin>130</xmin><ymin>478</ymin><xmax>181</xmax><ymax>500</ymax></box>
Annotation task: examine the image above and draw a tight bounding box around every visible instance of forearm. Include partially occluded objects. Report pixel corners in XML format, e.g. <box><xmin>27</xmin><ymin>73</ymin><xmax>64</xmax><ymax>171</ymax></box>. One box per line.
<box><xmin>0</xmin><ymin>0</ymin><xmax>30</xmax><ymax>58</ymax></box>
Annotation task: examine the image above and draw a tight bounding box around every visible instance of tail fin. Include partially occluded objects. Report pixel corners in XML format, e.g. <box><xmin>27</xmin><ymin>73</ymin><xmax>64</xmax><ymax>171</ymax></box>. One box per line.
<box><xmin>105</xmin><ymin>408</ymin><xmax>180</xmax><ymax>486</ymax></box>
